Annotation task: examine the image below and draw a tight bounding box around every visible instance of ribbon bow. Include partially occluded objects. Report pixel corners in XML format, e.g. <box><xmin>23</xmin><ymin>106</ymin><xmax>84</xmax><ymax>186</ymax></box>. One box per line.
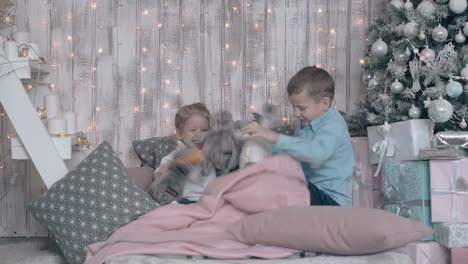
<box><xmin>383</xmin><ymin>184</ymin><xmax>430</xmax><ymax>218</ymax></box>
<box><xmin>372</xmin><ymin>122</ymin><xmax>395</xmax><ymax>176</ymax></box>
<box><xmin>431</xmin><ymin>161</ymin><xmax>468</xmax><ymax>221</ymax></box>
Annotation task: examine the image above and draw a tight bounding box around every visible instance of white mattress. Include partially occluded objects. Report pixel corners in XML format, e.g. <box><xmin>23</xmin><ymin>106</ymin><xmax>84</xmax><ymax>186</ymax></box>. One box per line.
<box><xmin>106</xmin><ymin>252</ymin><xmax>414</xmax><ymax>264</ymax></box>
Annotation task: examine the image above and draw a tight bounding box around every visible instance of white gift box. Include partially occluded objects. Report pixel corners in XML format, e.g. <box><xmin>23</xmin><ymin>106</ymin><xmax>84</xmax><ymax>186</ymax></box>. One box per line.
<box><xmin>367</xmin><ymin>119</ymin><xmax>432</xmax><ymax>169</ymax></box>
<box><xmin>11</xmin><ymin>136</ymin><xmax>72</xmax><ymax>160</ymax></box>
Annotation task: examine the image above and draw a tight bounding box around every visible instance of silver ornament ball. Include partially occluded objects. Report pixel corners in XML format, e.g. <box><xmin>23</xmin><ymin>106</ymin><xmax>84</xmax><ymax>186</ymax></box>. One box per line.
<box><xmin>432</xmin><ymin>25</ymin><xmax>448</xmax><ymax>42</ymax></box>
<box><xmin>418</xmin><ymin>31</ymin><xmax>427</xmax><ymax>40</ymax></box>
<box><xmin>371</xmin><ymin>39</ymin><xmax>388</xmax><ymax>57</ymax></box>
<box><xmin>455</xmin><ymin>31</ymin><xmax>466</xmax><ymax>44</ymax></box>
<box><xmin>449</xmin><ymin>0</ymin><xmax>468</xmax><ymax>14</ymax></box>
<box><xmin>362</xmin><ymin>72</ymin><xmax>373</xmax><ymax>83</ymax></box>
<box><xmin>408</xmin><ymin>105</ymin><xmax>422</xmax><ymax>119</ymax></box>
<box><xmin>445</xmin><ymin>80</ymin><xmax>463</xmax><ymax>98</ymax></box>
<box><xmin>460</xmin><ymin>119</ymin><xmax>467</xmax><ymax>129</ymax></box>
<box><xmin>428</xmin><ymin>97</ymin><xmax>454</xmax><ymax>123</ymax></box>
<box><xmin>417</xmin><ymin>0</ymin><xmax>438</xmax><ymax>18</ymax></box>
<box><xmin>460</xmin><ymin>64</ymin><xmax>468</xmax><ymax>78</ymax></box>
<box><xmin>393</xmin><ymin>49</ymin><xmax>410</xmax><ymax>64</ymax></box>
<box><xmin>404</xmin><ymin>21</ymin><xmax>419</xmax><ymax>39</ymax></box>
<box><xmin>367</xmin><ymin>77</ymin><xmax>379</xmax><ymax>89</ymax></box>
<box><xmin>420</xmin><ymin>47</ymin><xmax>436</xmax><ymax>62</ymax></box>
<box><xmin>390</xmin><ymin>79</ymin><xmax>404</xmax><ymax>94</ymax></box>
<box><xmin>390</xmin><ymin>0</ymin><xmax>405</xmax><ymax>9</ymax></box>
<box><xmin>404</xmin><ymin>0</ymin><xmax>414</xmax><ymax>9</ymax></box>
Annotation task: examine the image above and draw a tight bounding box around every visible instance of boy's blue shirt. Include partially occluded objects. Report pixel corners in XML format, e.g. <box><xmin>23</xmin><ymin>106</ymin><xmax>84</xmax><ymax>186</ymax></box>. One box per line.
<box><xmin>271</xmin><ymin>107</ymin><xmax>354</xmax><ymax>206</ymax></box>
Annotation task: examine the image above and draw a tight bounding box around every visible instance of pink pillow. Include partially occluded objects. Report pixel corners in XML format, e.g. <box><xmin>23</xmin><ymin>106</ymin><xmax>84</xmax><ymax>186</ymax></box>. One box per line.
<box><xmin>227</xmin><ymin>206</ymin><xmax>432</xmax><ymax>255</ymax></box>
<box><xmin>127</xmin><ymin>166</ymin><xmax>154</xmax><ymax>191</ymax></box>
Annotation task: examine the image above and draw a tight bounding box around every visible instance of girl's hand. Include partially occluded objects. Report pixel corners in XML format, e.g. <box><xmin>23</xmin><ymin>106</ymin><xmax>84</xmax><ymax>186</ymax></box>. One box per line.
<box><xmin>240</xmin><ymin>123</ymin><xmax>278</xmax><ymax>144</ymax></box>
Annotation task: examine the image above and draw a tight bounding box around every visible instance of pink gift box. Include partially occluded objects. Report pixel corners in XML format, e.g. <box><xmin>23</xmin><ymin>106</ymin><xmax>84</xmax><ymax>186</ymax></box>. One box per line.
<box><xmin>394</xmin><ymin>242</ymin><xmax>449</xmax><ymax>264</ymax></box>
<box><xmin>350</xmin><ymin>137</ymin><xmax>383</xmax><ymax>209</ymax></box>
<box><xmin>430</xmin><ymin>159</ymin><xmax>468</xmax><ymax>223</ymax></box>
<box><xmin>451</xmin><ymin>247</ymin><xmax>468</xmax><ymax>264</ymax></box>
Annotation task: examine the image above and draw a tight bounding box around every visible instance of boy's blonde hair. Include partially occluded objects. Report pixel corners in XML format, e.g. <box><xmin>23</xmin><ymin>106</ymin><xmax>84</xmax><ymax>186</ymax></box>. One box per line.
<box><xmin>175</xmin><ymin>103</ymin><xmax>211</xmax><ymax>131</ymax></box>
<box><xmin>286</xmin><ymin>66</ymin><xmax>334</xmax><ymax>101</ymax></box>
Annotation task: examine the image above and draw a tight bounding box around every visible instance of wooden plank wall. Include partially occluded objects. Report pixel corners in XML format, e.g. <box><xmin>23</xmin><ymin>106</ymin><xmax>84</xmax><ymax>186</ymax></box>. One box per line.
<box><xmin>0</xmin><ymin>0</ymin><xmax>382</xmax><ymax>237</ymax></box>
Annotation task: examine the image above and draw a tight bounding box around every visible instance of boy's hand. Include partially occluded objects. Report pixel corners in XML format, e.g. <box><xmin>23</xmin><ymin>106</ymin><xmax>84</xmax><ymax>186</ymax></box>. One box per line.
<box><xmin>240</xmin><ymin>122</ymin><xmax>279</xmax><ymax>144</ymax></box>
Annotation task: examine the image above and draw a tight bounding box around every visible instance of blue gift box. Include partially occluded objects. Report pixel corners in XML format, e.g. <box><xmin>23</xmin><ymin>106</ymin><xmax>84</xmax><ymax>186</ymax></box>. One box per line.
<box><xmin>382</xmin><ymin>159</ymin><xmax>433</xmax><ymax>241</ymax></box>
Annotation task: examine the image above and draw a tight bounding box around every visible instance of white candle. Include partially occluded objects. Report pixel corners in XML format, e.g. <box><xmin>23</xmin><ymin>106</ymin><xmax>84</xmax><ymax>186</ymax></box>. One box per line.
<box><xmin>13</xmin><ymin>31</ymin><xmax>30</xmax><ymax>46</ymax></box>
<box><xmin>28</xmin><ymin>43</ymin><xmax>40</xmax><ymax>59</ymax></box>
<box><xmin>4</xmin><ymin>40</ymin><xmax>18</xmax><ymax>59</ymax></box>
<box><xmin>47</xmin><ymin>117</ymin><xmax>67</xmax><ymax>135</ymax></box>
<box><xmin>63</xmin><ymin>111</ymin><xmax>77</xmax><ymax>135</ymax></box>
<box><xmin>44</xmin><ymin>93</ymin><xmax>61</xmax><ymax>119</ymax></box>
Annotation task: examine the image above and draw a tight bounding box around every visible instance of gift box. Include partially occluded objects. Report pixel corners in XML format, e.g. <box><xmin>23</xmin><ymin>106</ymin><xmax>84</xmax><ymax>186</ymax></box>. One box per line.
<box><xmin>367</xmin><ymin>119</ymin><xmax>432</xmax><ymax>166</ymax></box>
<box><xmin>430</xmin><ymin>159</ymin><xmax>468</xmax><ymax>223</ymax></box>
<box><xmin>382</xmin><ymin>159</ymin><xmax>432</xmax><ymax>241</ymax></box>
<box><xmin>350</xmin><ymin>137</ymin><xmax>383</xmax><ymax>209</ymax></box>
<box><xmin>433</xmin><ymin>131</ymin><xmax>468</xmax><ymax>148</ymax></box>
<box><xmin>393</xmin><ymin>242</ymin><xmax>449</xmax><ymax>264</ymax></box>
<box><xmin>419</xmin><ymin>146</ymin><xmax>468</xmax><ymax>160</ymax></box>
<box><xmin>451</xmin><ymin>247</ymin><xmax>468</xmax><ymax>264</ymax></box>
<box><xmin>433</xmin><ymin>223</ymin><xmax>468</xmax><ymax>248</ymax></box>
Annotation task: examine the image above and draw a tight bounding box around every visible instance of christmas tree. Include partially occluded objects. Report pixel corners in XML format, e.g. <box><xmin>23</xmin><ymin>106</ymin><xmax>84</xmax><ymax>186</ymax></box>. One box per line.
<box><xmin>346</xmin><ymin>0</ymin><xmax>468</xmax><ymax>136</ymax></box>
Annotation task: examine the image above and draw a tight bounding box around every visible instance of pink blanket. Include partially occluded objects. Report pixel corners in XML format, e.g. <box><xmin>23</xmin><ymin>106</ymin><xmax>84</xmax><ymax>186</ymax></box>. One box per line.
<box><xmin>85</xmin><ymin>155</ymin><xmax>309</xmax><ymax>264</ymax></box>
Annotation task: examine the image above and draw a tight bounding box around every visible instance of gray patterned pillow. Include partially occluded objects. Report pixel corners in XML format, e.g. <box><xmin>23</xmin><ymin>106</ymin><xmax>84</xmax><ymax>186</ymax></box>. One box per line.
<box><xmin>29</xmin><ymin>141</ymin><xmax>158</xmax><ymax>264</ymax></box>
<box><xmin>132</xmin><ymin>136</ymin><xmax>177</xmax><ymax>169</ymax></box>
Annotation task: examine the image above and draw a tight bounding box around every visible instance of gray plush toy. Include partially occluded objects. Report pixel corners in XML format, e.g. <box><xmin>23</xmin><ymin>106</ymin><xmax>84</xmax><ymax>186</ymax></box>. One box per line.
<box><xmin>148</xmin><ymin>111</ymin><xmax>273</xmax><ymax>205</ymax></box>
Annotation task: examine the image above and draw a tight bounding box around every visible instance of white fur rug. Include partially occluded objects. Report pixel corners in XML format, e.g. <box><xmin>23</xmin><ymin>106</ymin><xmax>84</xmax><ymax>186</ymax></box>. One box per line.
<box><xmin>0</xmin><ymin>239</ymin><xmax>66</xmax><ymax>264</ymax></box>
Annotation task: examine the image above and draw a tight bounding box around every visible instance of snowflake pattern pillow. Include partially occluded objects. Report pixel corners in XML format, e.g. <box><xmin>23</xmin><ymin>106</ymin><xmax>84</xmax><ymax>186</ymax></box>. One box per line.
<box><xmin>132</xmin><ymin>136</ymin><xmax>177</xmax><ymax>169</ymax></box>
<box><xmin>29</xmin><ymin>141</ymin><xmax>158</xmax><ymax>264</ymax></box>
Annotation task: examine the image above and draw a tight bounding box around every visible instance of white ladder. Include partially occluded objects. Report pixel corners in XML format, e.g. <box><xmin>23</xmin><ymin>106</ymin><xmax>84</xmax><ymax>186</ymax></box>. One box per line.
<box><xmin>0</xmin><ymin>47</ymin><xmax>68</xmax><ymax>188</ymax></box>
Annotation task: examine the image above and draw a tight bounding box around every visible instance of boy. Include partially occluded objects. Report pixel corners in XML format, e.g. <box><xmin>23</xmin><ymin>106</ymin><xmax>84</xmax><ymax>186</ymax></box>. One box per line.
<box><xmin>149</xmin><ymin>103</ymin><xmax>216</xmax><ymax>205</ymax></box>
<box><xmin>241</xmin><ymin>66</ymin><xmax>354</xmax><ymax>206</ymax></box>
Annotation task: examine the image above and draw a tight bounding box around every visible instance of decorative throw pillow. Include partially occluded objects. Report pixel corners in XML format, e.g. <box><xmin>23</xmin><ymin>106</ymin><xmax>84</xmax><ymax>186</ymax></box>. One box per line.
<box><xmin>29</xmin><ymin>141</ymin><xmax>158</xmax><ymax>264</ymax></box>
<box><xmin>228</xmin><ymin>206</ymin><xmax>433</xmax><ymax>255</ymax></box>
<box><xmin>132</xmin><ymin>136</ymin><xmax>177</xmax><ymax>169</ymax></box>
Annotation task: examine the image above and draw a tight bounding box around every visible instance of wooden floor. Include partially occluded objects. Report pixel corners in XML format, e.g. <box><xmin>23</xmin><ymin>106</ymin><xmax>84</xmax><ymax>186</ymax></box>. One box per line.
<box><xmin>0</xmin><ymin>236</ymin><xmax>66</xmax><ymax>263</ymax></box>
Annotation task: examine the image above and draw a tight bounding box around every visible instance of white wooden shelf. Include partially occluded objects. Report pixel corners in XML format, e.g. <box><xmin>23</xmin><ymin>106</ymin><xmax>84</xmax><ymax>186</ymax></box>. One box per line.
<box><xmin>11</xmin><ymin>136</ymin><xmax>72</xmax><ymax>160</ymax></box>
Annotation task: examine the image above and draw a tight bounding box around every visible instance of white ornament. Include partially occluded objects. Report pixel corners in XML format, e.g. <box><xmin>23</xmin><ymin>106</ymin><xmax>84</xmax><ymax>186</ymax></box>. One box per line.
<box><xmin>463</xmin><ymin>22</ymin><xmax>468</xmax><ymax>36</ymax></box>
<box><xmin>405</xmin><ymin>0</ymin><xmax>414</xmax><ymax>9</ymax></box>
<box><xmin>368</xmin><ymin>77</ymin><xmax>379</xmax><ymax>88</ymax></box>
<box><xmin>390</xmin><ymin>79</ymin><xmax>404</xmax><ymax>94</ymax></box>
<box><xmin>460</xmin><ymin>118</ymin><xmax>467</xmax><ymax>129</ymax></box>
<box><xmin>404</xmin><ymin>21</ymin><xmax>419</xmax><ymax>39</ymax></box>
<box><xmin>461</xmin><ymin>64</ymin><xmax>468</xmax><ymax>78</ymax></box>
<box><xmin>390</xmin><ymin>0</ymin><xmax>405</xmax><ymax>9</ymax></box>
<box><xmin>432</xmin><ymin>24</ymin><xmax>449</xmax><ymax>42</ymax></box>
<box><xmin>418</xmin><ymin>31</ymin><xmax>427</xmax><ymax>40</ymax></box>
<box><xmin>420</xmin><ymin>47</ymin><xmax>436</xmax><ymax>62</ymax></box>
<box><xmin>409</xmin><ymin>105</ymin><xmax>422</xmax><ymax>119</ymax></box>
<box><xmin>428</xmin><ymin>97</ymin><xmax>454</xmax><ymax>123</ymax></box>
<box><xmin>362</xmin><ymin>71</ymin><xmax>373</xmax><ymax>83</ymax></box>
<box><xmin>449</xmin><ymin>0</ymin><xmax>468</xmax><ymax>14</ymax></box>
<box><xmin>371</xmin><ymin>38</ymin><xmax>388</xmax><ymax>57</ymax></box>
<box><xmin>445</xmin><ymin>80</ymin><xmax>463</xmax><ymax>98</ymax></box>
<box><xmin>394</xmin><ymin>23</ymin><xmax>406</xmax><ymax>35</ymax></box>
<box><xmin>455</xmin><ymin>30</ymin><xmax>466</xmax><ymax>43</ymax></box>
<box><xmin>393</xmin><ymin>49</ymin><xmax>410</xmax><ymax>64</ymax></box>
<box><xmin>417</xmin><ymin>0</ymin><xmax>438</xmax><ymax>18</ymax></box>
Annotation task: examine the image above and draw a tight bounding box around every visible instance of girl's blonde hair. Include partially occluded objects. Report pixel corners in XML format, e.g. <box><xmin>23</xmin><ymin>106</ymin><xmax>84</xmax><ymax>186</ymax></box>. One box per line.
<box><xmin>175</xmin><ymin>103</ymin><xmax>211</xmax><ymax>131</ymax></box>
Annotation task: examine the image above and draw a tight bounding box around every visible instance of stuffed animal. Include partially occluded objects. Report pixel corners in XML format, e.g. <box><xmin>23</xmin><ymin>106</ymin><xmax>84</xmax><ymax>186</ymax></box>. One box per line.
<box><xmin>148</xmin><ymin>111</ymin><xmax>274</xmax><ymax>205</ymax></box>
<box><xmin>148</xmin><ymin>148</ymin><xmax>207</xmax><ymax>205</ymax></box>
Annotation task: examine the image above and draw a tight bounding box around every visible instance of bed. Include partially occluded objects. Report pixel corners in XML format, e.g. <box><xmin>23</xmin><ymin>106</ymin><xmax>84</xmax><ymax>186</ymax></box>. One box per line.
<box><xmin>106</xmin><ymin>252</ymin><xmax>414</xmax><ymax>264</ymax></box>
<box><xmin>28</xmin><ymin>142</ymin><xmax>443</xmax><ymax>264</ymax></box>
